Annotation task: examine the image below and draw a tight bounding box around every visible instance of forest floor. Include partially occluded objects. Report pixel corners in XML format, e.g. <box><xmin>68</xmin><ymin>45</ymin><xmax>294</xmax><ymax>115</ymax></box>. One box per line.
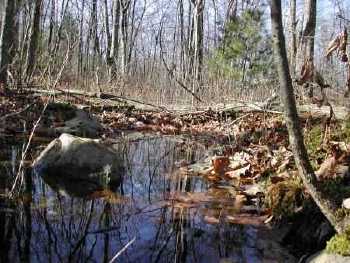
<box><xmin>1</xmin><ymin>90</ymin><xmax>350</xmax><ymax>256</ymax></box>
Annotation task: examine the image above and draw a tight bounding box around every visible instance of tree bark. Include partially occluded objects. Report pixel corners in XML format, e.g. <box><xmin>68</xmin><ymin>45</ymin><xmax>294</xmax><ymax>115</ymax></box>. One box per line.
<box><xmin>296</xmin><ymin>0</ymin><xmax>316</xmax><ymax>73</ymax></box>
<box><xmin>288</xmin><ymin>0</ymin><xmax>297</xmax><ymax>77</ymax></box>
<box><xmin>25</xmin><ymin>0</ymin><xmax>43</xmax><ymax>80</ymax></box>
<box><xmin>48</xmin><ymin>0</ymin><xmax>55</xmax><ymax>53</ymax></box>
<box><xmin>270</xmin><ymin>0</ymin><xmax>348</xmax><ymax>234</ymax></box>
<box><xmin>104</xmin><ymin>0</ymin><xmax>112</xmax><ymax>59</ymax></box>
<box><xmin>0</xmin><ymin>0</ymin><xmax>16</xmax><ymax>91</ymax></box>
<box><xmin>119</xmin><ymin>0</ymin><xmax>131</xmax><ymax>75</ymax></box>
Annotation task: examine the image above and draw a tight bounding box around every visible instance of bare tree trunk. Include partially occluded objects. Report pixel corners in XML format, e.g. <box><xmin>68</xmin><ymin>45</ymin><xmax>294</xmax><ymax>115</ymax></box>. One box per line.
<box><xmin>288</xmin><ymin>0</ymin><xmax>297</xmax><ymax>77</ymax></box>
<box><xmin>190</xmin><ymin>0</ymin><xmax>205</xmax><ymax>105</ymax></box>
<box><xmin>120</xmin><ymin>0</ymin><xmax>131</xmax><ymax>75</ymax></box>
<box><xmin>25</xmin><ymin>0</ymin><xmax>42</xmax><ymax>80</ymax></box>
<box><xmin>0</xmin><ymin>0</ymin><xmax>16</xmax><ymax>91</ymax></box>
<box><xmin>193</xmin><ymin>0</ymin><xmax>204</xmax><ymax>83</ymax></box>
<box><xmin>91</xmin><ymin>0</ymin><xmax>100</xmax><ymax>71</ymax></box>
<box><xmin>104</xmin><ymin>0</ymin><xmax>111</xmax><ymax>59</ymax></box>
<box><xmin>78</xmin><ymin>0</ymin><xmax>86</xmax><ymax>77</ymax></box>
<box><xmin>270</xmin><ymin>0</ymin><xmax>350</xmax><ymax>234</ymax></box>
<box><xmin>296</xmin><ymin>0</ymin><xmax>317</xmax><ymax>73</ymax></box>
<box><xmin>178</xmin><ymin>0</ymin><xmax>185</xmax><ymax>77</ymax></box>
<box><xmin>108</xmin><ymin>0</ymin><xmax>121</xmax><ymax>80</ymax></box>
<box><xmin>48</xmin><ymin>0</ymin><xmax>55</xmax><ymax>53</ymax></box>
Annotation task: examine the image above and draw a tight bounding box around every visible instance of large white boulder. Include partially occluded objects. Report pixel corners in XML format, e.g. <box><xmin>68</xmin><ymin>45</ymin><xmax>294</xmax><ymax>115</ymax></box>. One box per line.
<box><xmin>33</xmin><ymin>133</ymin><xmax>124</xmax><ymax>196</ymax></box>
<box><xmin>306</xmin><ymin>250</ymin><xmax>350</xmax><ymax>263</ymax></box>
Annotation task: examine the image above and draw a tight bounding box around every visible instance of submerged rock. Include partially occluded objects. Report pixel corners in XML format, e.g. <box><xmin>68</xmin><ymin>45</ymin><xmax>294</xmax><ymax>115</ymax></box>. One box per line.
<box><xmin>306</xmin><ymin>250</ymin><xmax>350</xmax><ymax>263</ymax></box>
<box><xmin>33</xmin><ymin>133</ymin><xmax>124</xmax><ymax>197</ymax></box>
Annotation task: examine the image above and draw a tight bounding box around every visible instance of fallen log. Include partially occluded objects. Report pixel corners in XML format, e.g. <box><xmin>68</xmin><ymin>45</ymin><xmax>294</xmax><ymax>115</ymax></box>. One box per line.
<box><xmin>25</xmin><ymin>87</ymin><xmax>350</xmax><ymax>120</ymax></box>
<box><xmin>30</xmin><ymin>88</ymin><xmax>169</xmax><ymax>112</ymax></box>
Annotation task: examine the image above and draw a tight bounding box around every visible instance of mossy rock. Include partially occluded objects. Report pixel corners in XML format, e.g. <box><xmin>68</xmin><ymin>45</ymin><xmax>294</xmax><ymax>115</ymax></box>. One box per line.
<box><xmin>46</xmin><ymin>102</ymin><xmax>77</xmax><ymax>120</ymax></box>
<box><xmin>266</xmin><ymin>179</ymin><xmax>304</xmax><ymax>218</ymax></box>
<box><xmin>326</xmin><ymin>228</ymin><xmax>350</xmax><ymax>256</ymax></box>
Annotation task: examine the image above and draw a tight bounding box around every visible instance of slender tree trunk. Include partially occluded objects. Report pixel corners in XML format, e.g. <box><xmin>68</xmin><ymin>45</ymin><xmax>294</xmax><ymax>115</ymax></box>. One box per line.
<box><xmin>120</xmin><ymin>0</ymin><xmax>131</xmax><ymax>75</ymax></box>
<box><xmin>178</xmin><ymin>0</ymin><xmax>185</xmax><ymax>77</ymax></box>
<box><xmin>91</xmin><ymin>0</ymin><xmax>99</xmax><ymax>71</ymax></box>
<box><xmin>0</xmin><ymin>0</ymin><xmax>16</xmax><ymax>91</ymax></box>
<box><xmin>48</xmin><ymin>0</ymin><xmax>55</xmax><ymax>52</ymax></box>
<box><xmin>193</xmin><ymin>0</ymin><xmax>204</xmax><ymax>83</ymax></box>
<box><xmin>270</xmin><ymin>0</ymin><xmax>347</xmax><ymax>234</ymax></box>
<box><xmin>25</xmin><ymin>0</ymin><xmax>42</xmax><ymax>80</ymax></box>
<box><xmin>288</xmin><ymin>0</ymin><xmax>297</xmax><ymax>77</ymax></box>
<box><xmin>78</xmin><ymin>0</ymin><xmax>85</xmax><ymax>77</ymax></box>
<box><xmin>190</xmin><ymin>0</ymin><xmax>204</xmax><ymax>105</ymax></box>
<box><xmin>104</xmin><ymin>0</ymin><xmax>111</xmax><ymax>59</ymax></box>
<box><xmin>108</xmin><ymin>0</ymin><xmax>121</xmax><ymax>80</ymax></box>
<box><xmin>296</xmin><ymin>0</ymin><xmax>317</xmax><ymax>73</ymax></box>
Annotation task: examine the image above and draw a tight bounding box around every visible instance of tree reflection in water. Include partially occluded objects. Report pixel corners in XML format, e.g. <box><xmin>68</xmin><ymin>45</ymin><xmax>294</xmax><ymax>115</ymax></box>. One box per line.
<box><xmin>0</xmin><ymin>136</ymin><xmax>296</xmax><ymax>263</ymax></box>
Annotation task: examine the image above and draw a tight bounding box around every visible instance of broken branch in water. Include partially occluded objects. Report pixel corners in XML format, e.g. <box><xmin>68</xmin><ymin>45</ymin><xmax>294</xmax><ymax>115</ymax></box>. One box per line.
<box><xmin>109</xmin><ymin>237</ymin><xmax>136</xmax><ymax>263</ymax></box>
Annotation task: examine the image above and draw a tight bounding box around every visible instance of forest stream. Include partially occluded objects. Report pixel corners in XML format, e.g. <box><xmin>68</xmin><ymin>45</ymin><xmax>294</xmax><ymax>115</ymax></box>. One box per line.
<box><xmin>0</xmin><ymin>135</ymin><xmax>297</xmax><ymax>263</ymax></box>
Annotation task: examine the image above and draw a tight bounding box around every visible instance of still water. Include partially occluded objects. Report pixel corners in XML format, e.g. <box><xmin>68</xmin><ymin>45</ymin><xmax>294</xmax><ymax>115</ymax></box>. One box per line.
<box><xmin>0</xmin><ymin>136</ymin><xmax>296</xmax><ymax>263</ymax></box>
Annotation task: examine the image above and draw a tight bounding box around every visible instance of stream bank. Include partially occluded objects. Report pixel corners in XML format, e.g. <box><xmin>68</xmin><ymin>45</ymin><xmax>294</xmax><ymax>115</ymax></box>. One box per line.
<box><xmin>1</xmin><ymin>94</ymin><xmax>350</xmax><ymax>262</ymax></box>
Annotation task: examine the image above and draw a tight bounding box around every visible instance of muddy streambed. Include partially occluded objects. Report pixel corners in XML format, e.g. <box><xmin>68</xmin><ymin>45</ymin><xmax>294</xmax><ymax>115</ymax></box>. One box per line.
<box><xmin>0</xmin><ymin>135</ymin><xmax>297</xmax><ymax>263</ymax></box>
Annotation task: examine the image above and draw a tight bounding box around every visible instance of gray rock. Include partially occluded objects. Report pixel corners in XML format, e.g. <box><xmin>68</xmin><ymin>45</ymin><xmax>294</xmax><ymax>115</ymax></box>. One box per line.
<box><xmin>55</xmin><ymin>109</ymin><xmax>102</xmax><ymax>138</ymax></box>
<box><xmin>306</xmin><ymin>250</ymin><xmax>350</xmax><ymax>263</ymax></box>
<box><xmin>343</xmin><ymin>198</ymin><xmax>350</xmax><ymax>210</ymax></box>
<box><xmin>242</xmin><ymin>184</ymin><xmax>264</xmax><ymax>197</ymax></box>
<box><xmin>33</xmin><ymin>133</ymin><xmax>124</xmax><ymax>197</ymax></box>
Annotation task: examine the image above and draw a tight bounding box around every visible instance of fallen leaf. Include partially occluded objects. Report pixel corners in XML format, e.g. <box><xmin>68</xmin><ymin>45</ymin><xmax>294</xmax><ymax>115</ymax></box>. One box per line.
<box><xmin>212</xmin><ymin>156</ymin><xmax>230</xmax><ymax>174</ymax></box>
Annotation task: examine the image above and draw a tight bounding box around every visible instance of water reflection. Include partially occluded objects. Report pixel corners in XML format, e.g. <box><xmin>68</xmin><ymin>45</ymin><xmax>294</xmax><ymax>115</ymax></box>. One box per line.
<box><xmin>0</xmin><ymin>136</ymin><xmax>296</xmax><ymax>263</ymax></box>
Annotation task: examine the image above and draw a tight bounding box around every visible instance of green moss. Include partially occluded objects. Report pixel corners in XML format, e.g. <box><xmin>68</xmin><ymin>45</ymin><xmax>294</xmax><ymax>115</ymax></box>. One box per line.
<box><xmin>338</xmin><ymin>117</ymin><xmax>350</xmax><ymax>144</ymax></box>
<box><xmin>266</xmin><ymin>178</ymin><xmax>304</xmax><ymax>218</ymax></box>
<box><xmin>305</xmin><ymin>125</ymin><xmax>326</xmax><ymax>169</ymax></box>
<box><xmin>47</xmin><ymin>102</ymin><xmax>77</xmax><ymax>120</ymax></box>
<box><xmin>326</xmin><ymin>228</ymin><xmax>350</xmax><ymax>256</ymax></box>
<box><xmin>335</xmin><ymin>208</ymin><xmax>350</xmax><ymax>221</ymax></box>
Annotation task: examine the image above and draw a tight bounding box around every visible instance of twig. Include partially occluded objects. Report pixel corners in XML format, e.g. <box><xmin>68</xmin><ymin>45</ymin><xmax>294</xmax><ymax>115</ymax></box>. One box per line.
<box><xmin>109</xmin><ymin>237</ymin><xmax>136</xmax><ymax>263</ymax></box>
<box><xmin>9</xmin><ymin>97</ymin><xmax>51</xmax><ymax>197</ymax></box>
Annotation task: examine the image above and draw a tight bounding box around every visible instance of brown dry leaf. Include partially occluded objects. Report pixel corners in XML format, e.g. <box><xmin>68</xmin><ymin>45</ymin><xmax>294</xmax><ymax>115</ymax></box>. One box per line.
<box><xmin>160</xmin><ymin>124</ymin><xmax>178</xmax><ymax>134</ymax></box>
<box><xmin>339</xmin><ymin>29</ymin><xmax>348</xmax><ymax>62</ymax></box>
<box><xmin>270</xmin><ymin>175</ymin><xmax>287</xmax><ymax>184</ymax></box>
<box><xmin>298</xmin><ymin>58</ymin><xmax>314</xmax><ymax>85</ymax></box>
<box><xmin>212</xmin><ymin>156</ymin><xmax>230</xmax><ymax>174</ymax></box>
<box><xmin>326</xmin><ymin>34</ymin><xmax>341</xmax><ymax>59</ymax></box>
<box><xmin>239</xmin><ymin>177</ymin><xmax>255</xmax><ymax>185</ymax></box>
